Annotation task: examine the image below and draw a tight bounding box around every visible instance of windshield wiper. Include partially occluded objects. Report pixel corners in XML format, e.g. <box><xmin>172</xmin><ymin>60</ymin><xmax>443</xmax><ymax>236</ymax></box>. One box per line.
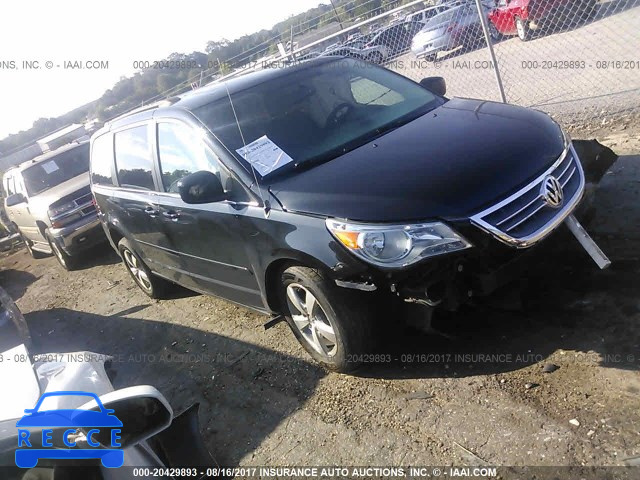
<box><xmin>373</xmin><ymin>101</ymin><xmax>440</xmax><ymax>137</ymax></box>
<box><xmin>269</xmin><ymin>101</ymin><xmax>442</xmax><ymax>178</ymax></box>
<box><xmin>365</xmin><ymin>88</ymin><xmax>393</xmax><ymax>105</ymax></box>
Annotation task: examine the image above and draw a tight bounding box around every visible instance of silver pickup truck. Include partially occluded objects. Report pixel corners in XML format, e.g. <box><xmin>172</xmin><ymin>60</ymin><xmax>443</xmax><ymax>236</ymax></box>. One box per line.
<box><xmin>2</xmin><ymin>141</ymin><xmax>105</xmax><ymax>270</ymax></box>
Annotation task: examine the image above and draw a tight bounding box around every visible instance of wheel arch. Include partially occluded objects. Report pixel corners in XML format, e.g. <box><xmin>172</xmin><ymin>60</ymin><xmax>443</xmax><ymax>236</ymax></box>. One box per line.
<box><xmin>263</xmin><ymin>253</ymin><xmax>334</xmax><ymax>313</ymax></box>
<box><xmin>104</xmin><ymin>222</ymin><xmax>125</xmax><ymax>256</ymax></box>
<box><xmin>35</xmin><ymin>221</ymin><xmax>48</xmax><ymax>239</ymax></box>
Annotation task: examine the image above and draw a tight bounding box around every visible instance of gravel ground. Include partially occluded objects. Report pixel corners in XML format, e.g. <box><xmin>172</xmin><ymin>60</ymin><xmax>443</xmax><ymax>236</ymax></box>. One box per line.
<box><xmin>1</xmin><ymin>130</ymin><xmax>639</xmax><ymax>474</ymax></box>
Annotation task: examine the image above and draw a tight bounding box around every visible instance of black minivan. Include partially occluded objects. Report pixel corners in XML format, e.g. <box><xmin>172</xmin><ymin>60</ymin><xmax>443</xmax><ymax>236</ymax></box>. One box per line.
<box><xmin>90</xmin><ymin>57</ymin><xmax>594</xmax><ymax>371</ymax></box>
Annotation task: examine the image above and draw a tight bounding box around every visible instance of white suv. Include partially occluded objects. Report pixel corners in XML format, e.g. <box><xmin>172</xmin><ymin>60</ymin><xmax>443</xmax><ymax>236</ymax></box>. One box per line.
<box><xmin>2</xmin><ymin>142</ymin><xmax>105</xmax><ymax>270</ymax></box>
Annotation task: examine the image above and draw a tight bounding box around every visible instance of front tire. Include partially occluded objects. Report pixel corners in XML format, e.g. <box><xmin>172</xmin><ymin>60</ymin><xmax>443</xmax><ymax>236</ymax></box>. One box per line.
<box><xmin>46</xmin><ymin>231</ymin><xmax>78</xmax><ymax>271</ymax></box>
<box><xmin>118</xmin><ymin>238</ymin><xmax>171</xmax><ymax>299</ymax></box>
<box><xmin>280</xmin><ymin>266</ymin><xmax>376</xmax><ymax>372</ymax></box>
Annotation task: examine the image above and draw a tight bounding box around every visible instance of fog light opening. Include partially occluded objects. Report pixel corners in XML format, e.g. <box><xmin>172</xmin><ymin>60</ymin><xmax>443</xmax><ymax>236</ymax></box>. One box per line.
<box><xmin>425</xmin><ymin>282</ymin><xmax>445</xmax><ymax>307</ymax></box>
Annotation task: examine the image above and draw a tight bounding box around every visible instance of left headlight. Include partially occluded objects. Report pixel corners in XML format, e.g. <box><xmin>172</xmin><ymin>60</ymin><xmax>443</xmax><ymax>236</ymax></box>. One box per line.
<box><xmin>326</xmin><ymin>219</ymin><xmax>473</xmax><ymax>268</ymax></box>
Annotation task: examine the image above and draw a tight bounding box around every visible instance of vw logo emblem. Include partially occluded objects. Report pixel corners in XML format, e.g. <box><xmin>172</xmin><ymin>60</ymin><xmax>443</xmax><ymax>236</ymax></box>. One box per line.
<box><xmin>541</xmin><ymin>175</ymin><xmax>563</xmax><ymax>208</ymax></box>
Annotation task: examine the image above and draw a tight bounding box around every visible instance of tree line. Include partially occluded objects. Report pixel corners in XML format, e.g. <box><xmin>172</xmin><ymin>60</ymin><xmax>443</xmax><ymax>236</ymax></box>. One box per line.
<box><xmin>0</xmin><ymin>0</ymin><xmax>418</xmax><ymax>155</ymax></box>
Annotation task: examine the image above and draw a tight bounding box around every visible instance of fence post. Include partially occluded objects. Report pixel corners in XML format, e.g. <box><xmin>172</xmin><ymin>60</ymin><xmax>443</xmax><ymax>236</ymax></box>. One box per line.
<box><xmin>474</xmin><ymin>0</ymin><xmax>507</xmax><ymax>103</ymax></box>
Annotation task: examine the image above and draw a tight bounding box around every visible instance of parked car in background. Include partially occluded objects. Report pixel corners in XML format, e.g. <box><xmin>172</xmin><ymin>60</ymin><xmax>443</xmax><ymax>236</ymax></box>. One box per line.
<box><xmin>405</xmin><ymin>5</ymin><xmax>451</xmax><ymax>24</ymax></box>
<box><xmin>488</xmin><ymin>0</ymin><xmax>598</xmax><ymax>41</ymax></box>
<box><xmin>90</xmin><ymin>57</ymin><xmax>608</xmax><ymax>372</ymax></box>
<box><xmin>368</xmin><ymin>22</ymin><xmax>382</xmax><ymax>33</ymax></box>
<box><xmin>2</xmin><ymin>142</ymin><xmax>105</xmax><ymax>270</ymax></box>
<box><xmin>321</xmin><ymin>37</ymin><xmax>389</xmax><ymax>64</ymax></box>
<box><xmin>411</xmin><ymin>4</ymin><xmax>498</xmax><ymax>60</ymax></box>
<box><xmin>365</xmin><ymin>20</ymin><xmax>425</xmax><ymax>58</ymax></box>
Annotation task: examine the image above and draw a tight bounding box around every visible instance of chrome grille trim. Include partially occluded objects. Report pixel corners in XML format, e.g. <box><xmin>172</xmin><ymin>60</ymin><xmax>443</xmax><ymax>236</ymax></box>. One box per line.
<box><xmin>470</xmin><ymin>144</ymin><xmax>585</xmax><ymax>248</ymax></box>
<box><xmin>505</xmin><ymin>203</ymin><xmax>546</xmax><ymax>233</ymax></box>
<box><xmin>560</xmin><ymin>166</ymin><xmax>576</xmax><ymax>187</ymax></box>
<box><xmin>556</xmin><ymin>155</ymin><xmax>573</xmax><ymax>180</ymax></box>
<box><xmin>495</xmin><ymin>193</ymin><xmax>540</xmax><ymax>227</ymax></box>
<box><xmin>49</xmin><ymin>201</ymin><xmax>97</xmax><ymax>223</ymax></box>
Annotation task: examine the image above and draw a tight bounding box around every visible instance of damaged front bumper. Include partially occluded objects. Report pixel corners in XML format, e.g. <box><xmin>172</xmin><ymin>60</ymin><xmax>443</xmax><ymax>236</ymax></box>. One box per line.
<box><xmin>333</xmin><ymin>140</ymin><xmax>616</xmax><ymax>309</ymax></box>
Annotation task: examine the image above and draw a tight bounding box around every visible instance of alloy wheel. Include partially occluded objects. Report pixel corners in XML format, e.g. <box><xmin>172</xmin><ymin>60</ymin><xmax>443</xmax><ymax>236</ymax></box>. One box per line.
<box><xmin>123</xmin><ymin>249</ymin><xmax>152</xmax><ymax>293</ymax></box>
<box><xmin>286</xmin><ymin>283</ymin><xmax>337</xmax><ymax>357</ymax></box>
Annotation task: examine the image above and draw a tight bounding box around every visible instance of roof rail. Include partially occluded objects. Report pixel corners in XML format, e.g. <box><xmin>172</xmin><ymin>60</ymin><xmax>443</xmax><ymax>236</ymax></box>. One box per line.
<box><xmin>105</xmin><ymin>97</ymin><xmax>181</xmax><ymax>125</ymax></box>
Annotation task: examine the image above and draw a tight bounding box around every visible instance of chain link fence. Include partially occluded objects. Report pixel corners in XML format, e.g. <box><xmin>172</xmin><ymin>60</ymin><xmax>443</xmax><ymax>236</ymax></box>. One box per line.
<box><xmin>180</xmin><ymin>0</ymin><xmax>638</xmax><ymax>137</ymax></box>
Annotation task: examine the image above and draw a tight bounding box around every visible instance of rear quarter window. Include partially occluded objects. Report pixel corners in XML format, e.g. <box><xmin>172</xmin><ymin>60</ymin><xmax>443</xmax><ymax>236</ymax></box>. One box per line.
<box><xmin>114</xmin><ymin>126</ymin><xmax>155</xmax><ymax>190</ymax></box>
<box><xmin>90</xmin><ymin>134</ymin><xmax>115</xmax><ymax>185</ymax></box>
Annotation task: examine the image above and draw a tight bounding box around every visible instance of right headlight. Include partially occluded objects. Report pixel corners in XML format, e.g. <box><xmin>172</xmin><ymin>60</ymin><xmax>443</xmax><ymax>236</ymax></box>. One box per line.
<box><xmin>326</xmin><ymin>219</ymin><xmax>473</xmax><ymax>268</ymax></box>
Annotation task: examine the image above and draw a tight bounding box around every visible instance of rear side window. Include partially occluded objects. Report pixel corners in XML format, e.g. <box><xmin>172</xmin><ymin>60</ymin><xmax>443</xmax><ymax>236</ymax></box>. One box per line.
<box><xmin>157</xmin><ymin>122</ymin><xmax>221</xmax><ymax>193</ymax></box>
<box><xmin>91</xmin><ymin>134</ymin><xmax>114</xmax><ymax>185</ymax></box>
<box><xmin>114</xmin><ymin>126</ymin><xmax>155</xmax><ymax>190</ymax></box>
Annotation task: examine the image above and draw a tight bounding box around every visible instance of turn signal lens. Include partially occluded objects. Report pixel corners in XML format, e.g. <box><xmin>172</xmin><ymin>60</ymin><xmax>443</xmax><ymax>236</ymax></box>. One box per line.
<box><xmin>334</xmin><ymin>231</ymin><xmax>360</xmax><ymax>249</ymax></box>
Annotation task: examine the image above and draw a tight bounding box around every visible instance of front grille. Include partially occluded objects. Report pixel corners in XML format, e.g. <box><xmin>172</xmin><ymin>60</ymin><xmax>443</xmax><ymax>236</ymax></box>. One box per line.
<box><xmin>50</xmin><ymin>187</ymin><xmax>96</xmax><ymax>228</ymax></box>
<box><xmin>470</xmin><ymin>145</ymin><xmax>585</xmax><ymax>248</ymax></box>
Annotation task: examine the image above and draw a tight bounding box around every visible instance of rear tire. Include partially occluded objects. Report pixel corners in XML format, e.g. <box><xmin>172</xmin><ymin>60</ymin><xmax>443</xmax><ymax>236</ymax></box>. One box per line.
<box><xmin>46</xmin><ymin>231</ymin><xmax>79</xmax><ymax>271</ymax></box>
<box><xmin>516</xmin><ymin>17</ymin><xmax>531</xmax><ymax>41</ymax></box>
<box><xmin>280</xmin><ymin>266</ymin><xmax>377</xmax><ymax>372</ymax></box>
<box><xmin>118</xmin><ymin>238</ymin><xmax>171</xmax><ymax>299</ymax></box>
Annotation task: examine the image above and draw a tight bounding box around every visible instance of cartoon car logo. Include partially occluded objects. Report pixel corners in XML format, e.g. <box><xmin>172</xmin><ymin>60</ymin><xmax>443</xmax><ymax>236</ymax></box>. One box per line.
<box><xmin>15</xmin><ymin>391</ymin><xmax>124</xmax><ymax>468</ymax></box>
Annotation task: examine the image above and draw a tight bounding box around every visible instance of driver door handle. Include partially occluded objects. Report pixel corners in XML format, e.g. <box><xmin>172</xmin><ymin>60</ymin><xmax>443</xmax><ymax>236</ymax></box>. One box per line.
<box><xmin>162</xmin><ymin>210</ymin><xmax>180</xmax><ymax>221</ymax></box>
<box><xmin>144</xmin><ymin>206</ymin><xmax>159</xmax><ymax>217</ymax></box>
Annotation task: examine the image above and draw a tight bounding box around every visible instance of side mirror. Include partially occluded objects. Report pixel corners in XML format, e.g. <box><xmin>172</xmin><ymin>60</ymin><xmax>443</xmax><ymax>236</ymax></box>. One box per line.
<box><xmin>80</xmin><ymin>386</ymin><xmax>173</xmax><ymax>449</ymax></box>
<box><xmin>5</xmin><ymin>193</ymin><xmax>26</xmax><ymax>207</ymax></box>
<box><xmin>420</xmin><ymin>76</ymin><xmax>447</xmax><ymax>96</ymax></box>
<box><xmin>177</xmin><ymin>171</ymin><xmax>226</xmax><ymax>204</ymax></box>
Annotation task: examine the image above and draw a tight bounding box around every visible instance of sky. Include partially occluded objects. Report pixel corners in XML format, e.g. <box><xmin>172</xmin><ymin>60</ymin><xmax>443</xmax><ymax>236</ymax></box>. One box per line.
<box><xmin>0</xmin><ymin>0</ymin><xmax>327</xmax><ymax>141</ymax></box>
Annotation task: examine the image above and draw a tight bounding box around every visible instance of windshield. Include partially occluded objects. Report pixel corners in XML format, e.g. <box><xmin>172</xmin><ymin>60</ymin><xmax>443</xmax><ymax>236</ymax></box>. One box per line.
<box><xmin>22</xmin><ymin>144</ymin><xmax>90</xmax><ymax>196</ymax></box>
<box><xmin>193</xmin><ymin>58</ymin><xmax>440</xmax><ymax>178</ymax></box>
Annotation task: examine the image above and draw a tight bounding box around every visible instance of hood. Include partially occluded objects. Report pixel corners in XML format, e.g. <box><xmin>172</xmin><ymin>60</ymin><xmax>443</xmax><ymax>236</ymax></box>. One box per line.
<box><xmin>269</xmin><ymin>98</ymin><xmax>565</xmax><ymax>222</ymax></box>
<box><xmin>27</xmin><ymin>172</ymin><xmax>90</xmax><ymax>219</ymax></box>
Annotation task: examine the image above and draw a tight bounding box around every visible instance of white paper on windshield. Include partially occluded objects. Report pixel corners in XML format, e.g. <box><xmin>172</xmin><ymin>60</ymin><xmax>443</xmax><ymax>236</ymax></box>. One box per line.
<box><xmin>236</xmin><ymin>135</ymin><xmax>294</xmax><ymax>176</ymax></box>
<box><xmin>42</xmin><ymin>160</ymin><xmax>59</xmax><ymax>174</ymax></box>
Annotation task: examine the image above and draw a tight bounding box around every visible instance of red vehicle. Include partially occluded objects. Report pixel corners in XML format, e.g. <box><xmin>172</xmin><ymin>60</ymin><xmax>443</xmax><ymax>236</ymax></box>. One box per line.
<box><xmin>488</xmin><ymin>0</ymin><xmax>597</xmax><ymax>41</ymax></box>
